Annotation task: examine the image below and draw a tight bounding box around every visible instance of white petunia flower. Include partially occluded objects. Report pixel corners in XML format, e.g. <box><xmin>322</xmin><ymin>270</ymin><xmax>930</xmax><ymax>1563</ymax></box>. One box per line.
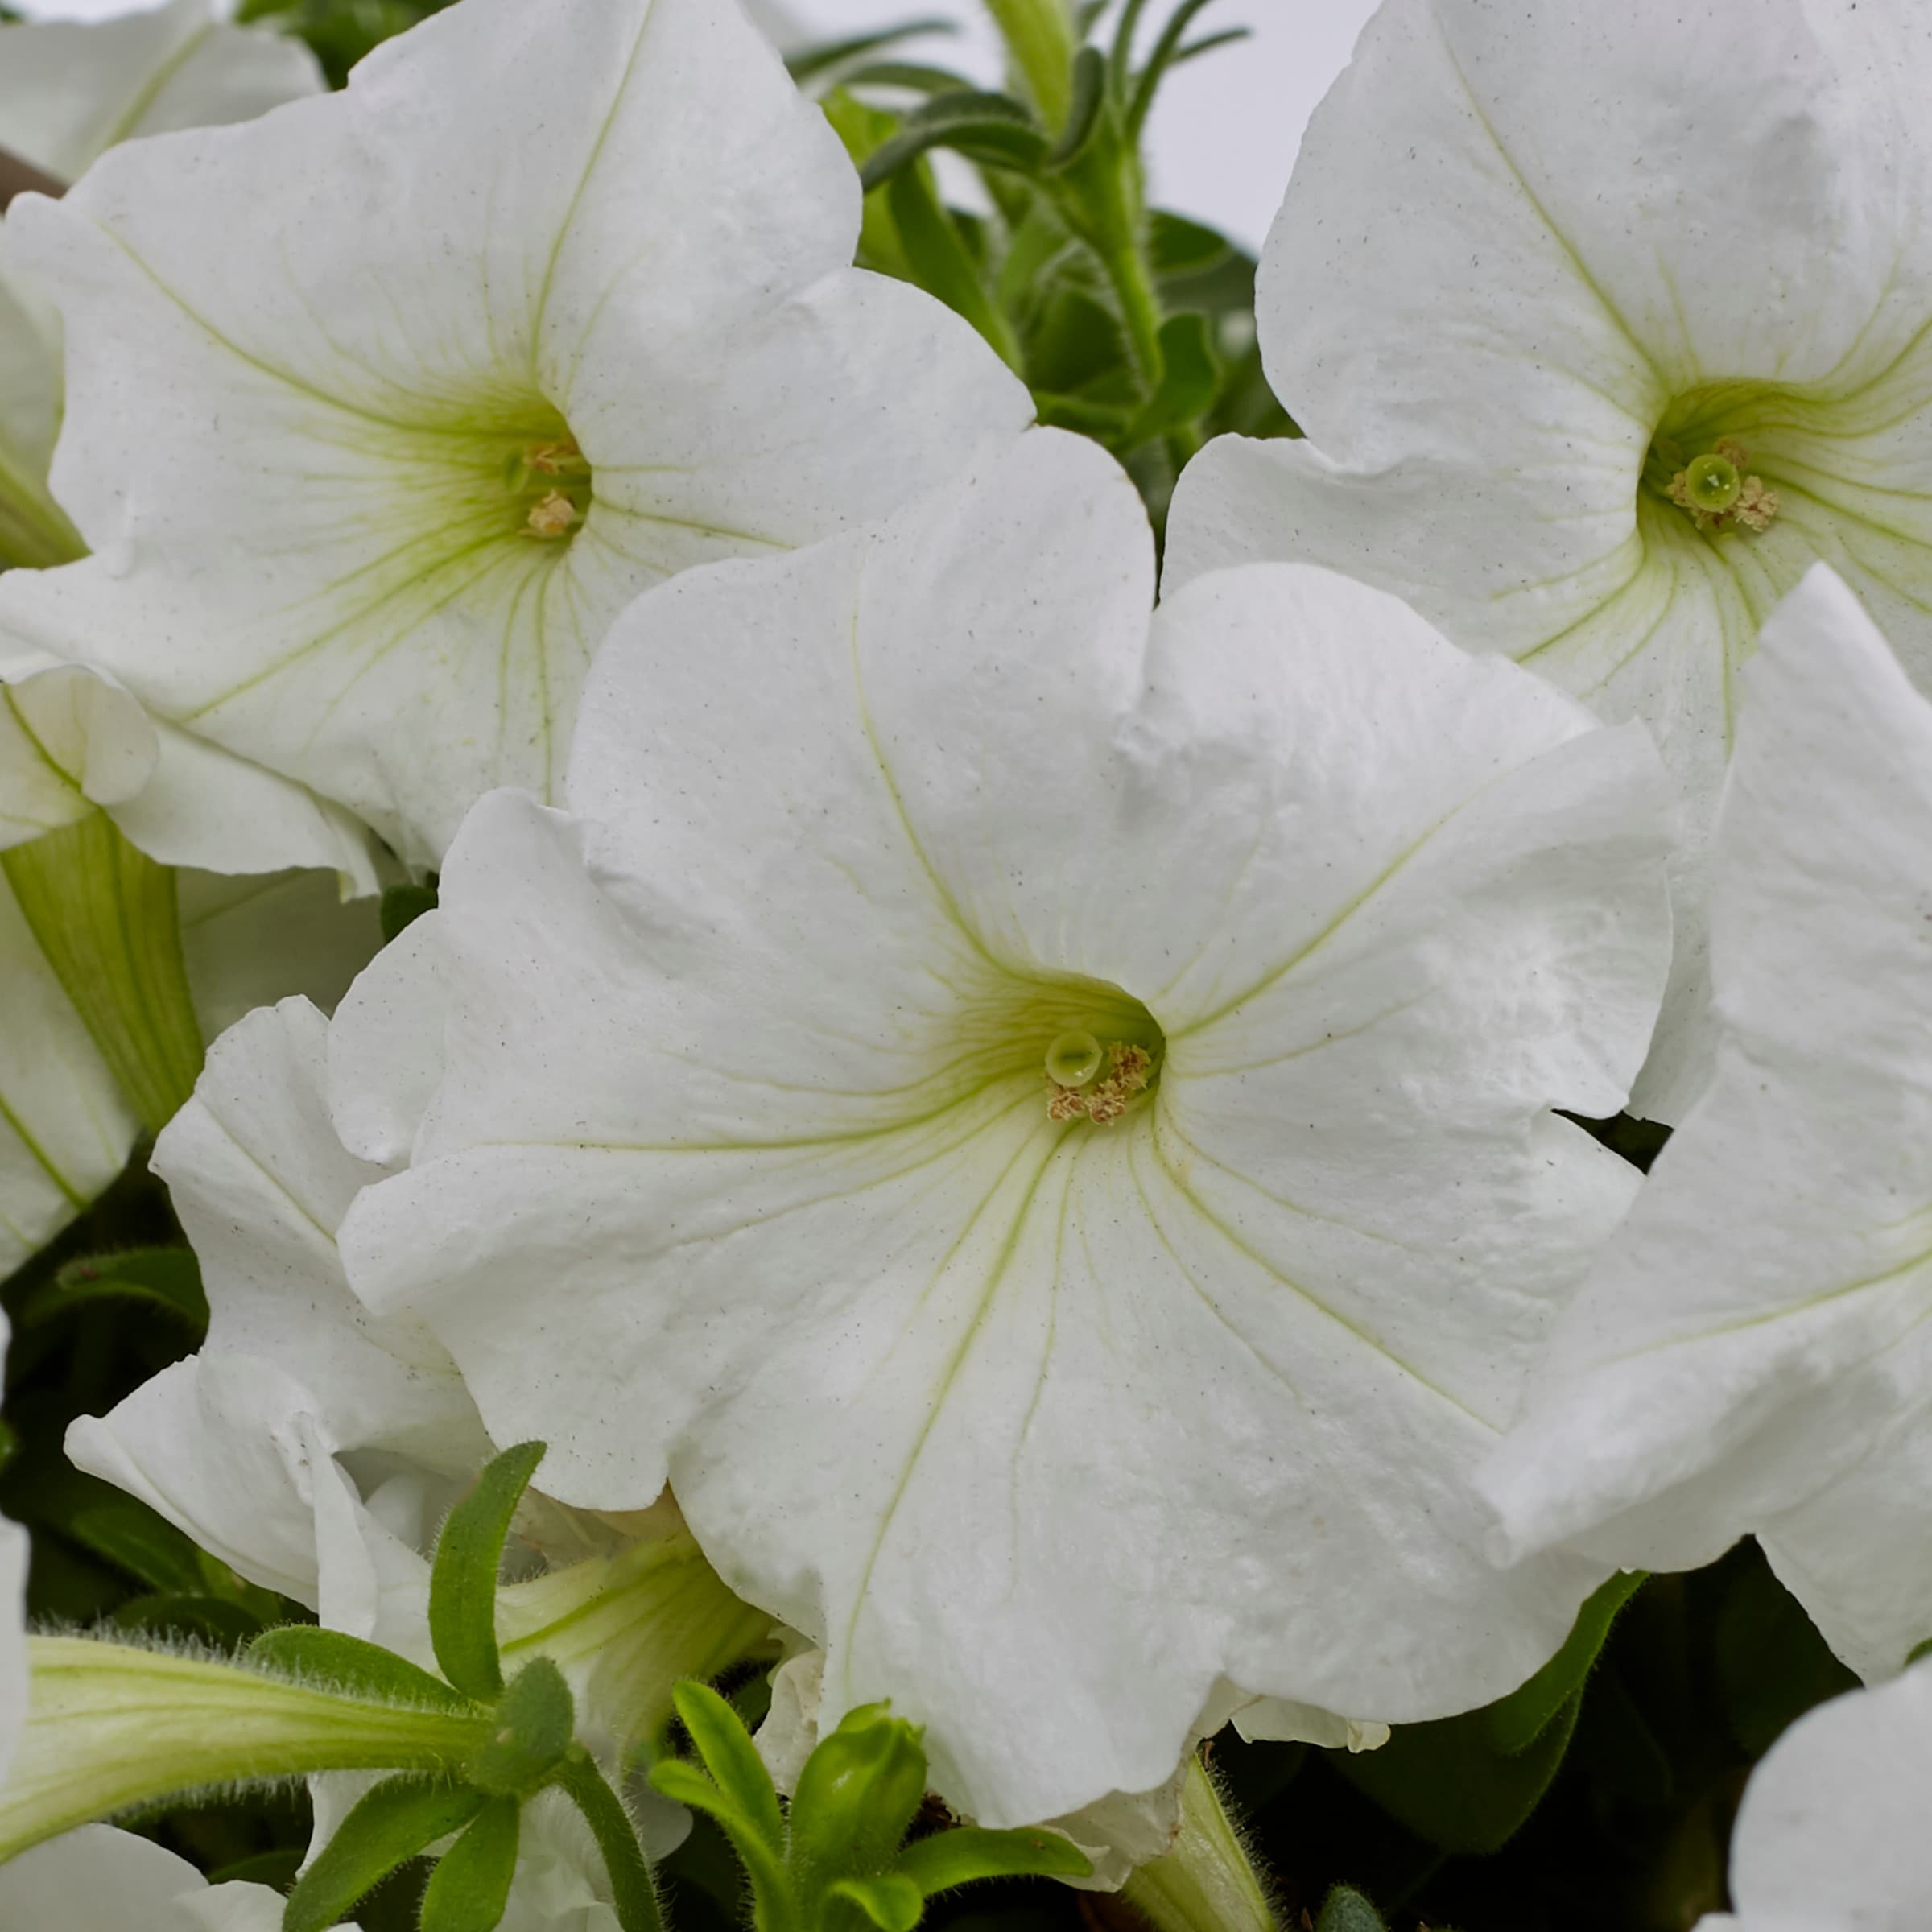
<box><xmin>1695</xmin><ymin>1661</ymin><xmax>1932</xmax><ymax>1932</ymax></box>
<box><xmin>333</xmin><ymin>429</ymin><xmax>1676</xmax><ymax>1827</ymax></box>
<box><xmin>0</xmin><ymin>0</ymin><xmax>1032</xmax><ymax>869</ymax></box>
<box><xmin>1481</xmin><ymin>565</ymin><xmax>1932</xmax><ymax>1682</ymax></box>
<box><xmin>0</xmin><ymin>0</ymin><xmax>323</xmax><ymax>572</ymax></box>
<box><xmin>1164</xmin><ymin>0</ymin><xmax>1932</xmax><ymax>1120</ymax></box>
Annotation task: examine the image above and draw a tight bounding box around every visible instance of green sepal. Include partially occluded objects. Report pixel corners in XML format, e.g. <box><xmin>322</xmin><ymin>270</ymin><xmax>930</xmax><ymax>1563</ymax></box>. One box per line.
<box><xmin>2</xmin><ymin>815</ymin><xmax>202</xmax><ymax>1134</ymax></box>
<box><xmin>419</xmin><ymin>1793</ymin><xmax>522</xmax><ymax>1932</ymax></box>
<box><xmin>249</xmin><ymin>1625</ymin><xmax>481</xmax><ymax>1715</ymax></box>
<box><xmin>467</xmin><ymin>1657</ymin><xmax>576</xmax><ymax>1797</ymax></box>
<box><xmin>827</xmin><ymin>1872</ymin><xmax>924</xmax><ymax>1932</ymax></box>
<box><xmin>282</xmin><ymin>1773</ymin><xmax>486</xmax><ymax>1932</ymax></box>
<box><xmin>858</xmin><ymin>91</ymin><xmax>1048</xmax><ymax>191</ymax></box>
<box><xmin>556</xmin><ymin>1748</ymin><xmax>666</xmax><ymax>1932</ymax></box>
<box><xmin>1125</xmin><ymin>0</ymin><xmax>1220</xmax><ymax>139</ymax></box>
<box><xmin>789</xmin><ymin>1702</ymin><xmax>927</xmax><ymax>1889</ymax></box>
<box><xmin>428</xmin><ymin>1439</ymin><xmax>546</xmax><ymax>1700</ymax></box>
<box><xmin>378</xmin><ymin>880</ymin><xmax>437</xmax><ymax>943</ymax></box>
<box><xmin>1485</xmin><ymin>1571</ymin><xmax>1645</xmax><ymax>1755</ymax></box>
<box><xmin>894</xmin><ymin>1824</ymin><xmax>1092</xmax><ymax>1893</ymax></box>
<box><xmin>1315</xmin><ymin>1884</ymin><xmax>1389</xmax><ymax>1932</ymax></box>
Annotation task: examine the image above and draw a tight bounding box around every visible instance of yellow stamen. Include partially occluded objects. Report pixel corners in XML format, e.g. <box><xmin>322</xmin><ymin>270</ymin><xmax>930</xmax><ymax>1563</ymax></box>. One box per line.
<box><xmin>526</xmin><ymin>490</ymin><xmax>578</xmax><ymax>539</ymax></box>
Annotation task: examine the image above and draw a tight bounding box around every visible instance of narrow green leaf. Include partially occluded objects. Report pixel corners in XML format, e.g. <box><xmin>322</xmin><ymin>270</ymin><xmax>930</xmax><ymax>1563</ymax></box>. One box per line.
<box><xmin>837</xmin><ymin>60</ymin><xmax>976</xmax><ymax>93</ymax></box>
<box><xmin>859</xmin><ymin>92</ymin><xmax>1047</xmax><ymax>191</ymax></box>
<box><xmin>787</xmin><ymin>16</ymin><xmax>955</xmax><ymax>83</ymax></box>
<box><xmin>419</xmin><ymin>1794</ymin><xmax>521</xmax><ymax>1932</ymax></box>
<box><xmin>557</xmin><ymin>1749</ymin><xmax>666</xmax><ymax>1932</ymax></box>
<box><xmin>428</xmin><ymin>1440</ymin><xmax>546</xmax><ymax>1701</ymax></box>
<box><xmin>111</xmin><ymin>1592</ymin><xmax>265</xmax><ymax>1650</ymax></box>
<box><xmin>1045</xmin><ymin>45</ymin><xmax>1106</xmax><ymax>167</ymax></box>
<box><xmin>1166</xmin><ymin>25</ymin><xmax>1248</xmax><ymax>68</ymax></box>
<box><xmin>670</xmin><ymin>1682</ymin><xmax>784</xmax><ymax>1853</ymax></box>
<box><xmin>378</xmin><ymin>880</ymin><xmax>438</xmax><ymax>943</ymax></box>
<box><xmin>283</xmin><ymin>1774</ymin><xmax>485</xmax><ymax>1932</ymax></box>
<box><xmin>886</xmin><ymin>168</ymin><xmax>1022</xmax><ymax>370</ymax></box>
<box><xmin>66</xmin><ymin>1496</ymin><xmax>207</xmax><ymax>1596</ymax></box>
<box><xmin>1315</xmin><ymin>1885</ymin><xmax>1389</xmax><ymax>1932</ymax></box>
<box><xmin>828</xmin><ymin>1873</ymin><xmax>924</xmax><ymax>1932</ymax></box>
<box><xmin>1485</xmin><ymin>1571</ymin><xmax>1645</xmax><ymax>1756</ymax></box>
<box><xmin>646</xmin><ymin>1761</ymin><xmax>795</xmax><ymax>1925</ymax></box>
<box><xmin>467</xmin><ymin>1657</ymin><xmax>575</xmax><ymax>1797</ymax></box>
<box><xmin>1108</xmin><ymin>0</ymin><xmax>1151</xmax><ymax>91</ymax></box>
<box><xmin>32</xmin><ymin>1246</ymin><xmax>207</xmax><ymax>1331</ymax></box>
<box><xmin>1125</xmin><ymin>0</ymin><xmax>1220</xmax><ymax>139</ymax></box>
<box><xmin>249</xmin><ymin>1625</ymin><xmax>479</xmax><ymax>1715</ymax></box>
<box><xmin>895</xmin><ymin>1825</ymin><xmax>1092</xmax><ymax>1893</ymax></box>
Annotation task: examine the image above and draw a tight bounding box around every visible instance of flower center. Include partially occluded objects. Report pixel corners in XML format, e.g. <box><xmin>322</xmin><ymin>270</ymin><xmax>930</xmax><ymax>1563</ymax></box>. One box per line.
<box><xmin>1642</xmin><ymin>387</ymin><xmax>1780</xmax><ymax>537</ymax></box>
<box><xmin>1039</xmin><ymin>995</ymin><xmax>1164</xmax><ymax>1128</ymax></box>
<box><xmin>504</xmin><ymin>431</ymin><xmax>593</xmax><ymax>541</ymax></box>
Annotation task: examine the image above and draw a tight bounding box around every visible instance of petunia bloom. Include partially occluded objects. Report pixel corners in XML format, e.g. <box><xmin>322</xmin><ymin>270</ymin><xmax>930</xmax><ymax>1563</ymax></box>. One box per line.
<box><xmin>1165</xmin><ymin>0</ymin><xmax>1932</xmax><ymax>1119</ymax></box>
<box><xmin>335</xmin><ymin>430</ymin><xmax>1675</xmax><ymax>1826</ymax></box>
<box><xmin>1695</xmin><ymin>1661</ymin><xmax>1932</xmax><ymax>1932</ymax></box>
<box><xmin>1482</xmin><ymin>567</ymin><xmax>1932</xmax><ymax>1681</ymax></box>
<box><xmin>0</xmin><ymin>0</ymin><xmax>323</xmax><ymax>571</ymax></box>
<box><xmin>0</xmin><ymin>0</ymin><xmax>1031</xmax><ymax>868</ymax></box>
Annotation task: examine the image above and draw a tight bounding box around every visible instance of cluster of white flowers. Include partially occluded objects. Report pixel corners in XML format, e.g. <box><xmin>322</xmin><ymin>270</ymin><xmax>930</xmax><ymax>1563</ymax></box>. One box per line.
<box><xmin>0</xmin><ymin>0</ymin><xmax>1929</xmax><ymax>1922</ymax></box>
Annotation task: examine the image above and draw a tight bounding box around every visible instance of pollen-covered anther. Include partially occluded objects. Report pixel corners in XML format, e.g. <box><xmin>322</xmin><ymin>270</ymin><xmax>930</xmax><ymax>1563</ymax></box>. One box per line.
<box><xmin>1046</xmin><ymin>1041</ymin><xmax>1154</xmax><ymax>1126</ymax></box>
<box><xmin>1666</xmin><ymin>437</ymin><xmax>1778</xmax><ymax>535</ymax></box>
<box><xmin>524</xmin><ymin>436</ymin><xmax>585</xmax><ymax>477</ymax></box>
<box><xmin>526</xmin><ymin>490</ymin><xmax>578</xmax><ymax>539</ymax></box>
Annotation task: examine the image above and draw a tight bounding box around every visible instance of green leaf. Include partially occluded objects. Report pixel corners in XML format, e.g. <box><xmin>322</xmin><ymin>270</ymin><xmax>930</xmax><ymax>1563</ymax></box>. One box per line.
<box><xmin>859</xmin><ymin>92</ymin><xmax>1048</xmax><ymax>192</ymax></box>
<box><xmin>1486</xmin><ymin>1571</ymin><xmax>1646</xmax><ymax>1755</ymax></box>
<box><xmin>428</xmin><ymin>1440</ymin><xmax>545</xmax><ymax>1700</ymax></box>
<box><xmin>25</xmin><ymin>1246</ymin><xmax>208</xmax><ymax>1332</ymax></box>
<box><xmin>1168</xmin><ymin>26</ymin><xmax>1249</xmax><ymax>70</ymax></box>
<box><xmin>378</xmin><ymin>880</ymin><xmax>438</xmax><ymax>943</ymax></box>
<box><xmin>1336</xmin><ymin>1692</ymin><xmax>1584</xmax><ymax>1856</ymax></box>
<box><xmin>895</xmin><ymin>1825</ymin><xmax>1092</xmax><ymax>1893</ymax></box>
<box><xmin>466</xmin><ymin>1657</ymin><xmax>576</xmax><ymax>1797</ymax></box>
<box><xmin>1315</xmin><ymin>1885</ymin><xmax>1389</xmax><ymax>1932</ymax></box>
<box><xmin>886</xmin><ymin>168</ymin><xmax>1022</xmax><ymax>370</ymax></box>
<box><xmin>1715</xmin><ymin>1550</ymin><xmax>1859</xmax><ymax>1757</ymax></box>
<box><xmin>671</xmin><ymin>1682</ymin><xmax>785</xmax><ymax>1852</ymax></box>
<box><xmin>1146</xmin><ymin>211</ymin><xmax>1231</xmax><ymax>278</ymax></box>
<box><xmin>557</xmin><ymin>1749</ymin><xmax>666</xmax><ymax>1932</ymax></box>
<box><xmin>65</xmin><ymin>1494</ymin><xmax>207</xmax><ymax>1595</ymax></box>
<box><xmin>828</xmin><ymin>1873</ymin><xmax>925</xmax><ymax>1932</ymax></box>
<box><xmin>1045</xmin><ymin>45</ymin><xmax>1106</xmax><ymax>168</ymax></box>
<box><xmin>283</xmin><ymin>1774</ymin><xmax>485</xmax><ymax>1932</ymax></box>
<box><xmin>111</xmin><ymin>1591</ymin><xmax>265</xmax><ymax>1650</ymax></box>
<box><xmin>249</xmin><ymin>1625</ymin><xmax>480</xmax><ymax>1715</ymax></box>
<box><xmin>838</xmin><ymin>60</ymin><xmax>977</xmax><ymax>93</ymax></box>
<box><xmin>419</xmin><ymin>1794</ymin><xmax>521</xmax><ymax>1932</ymax></box>
<box><xmin>787</xmin><ymin>17</ymin><xmax>955</xmax><ymax>83</ymax></box>
<box><xmin>648</xmin><ymin>1760</ymin><xmax>796</xmax><ymax>1926</ymax></box>
<box><xmin>1122</xmin><ymin>309</ymin><xmax>1218</xmax><ymax>443</ymax></box>
<box><xmin>1125</xmin><ymin>0</ymin><xmax>1220</xmax><ymax>140</ymax></box>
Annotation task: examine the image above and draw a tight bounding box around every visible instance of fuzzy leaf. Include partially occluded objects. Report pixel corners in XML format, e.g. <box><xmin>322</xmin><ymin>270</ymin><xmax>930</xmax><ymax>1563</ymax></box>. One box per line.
<box><xmin>428</xmin><ymin>1440</ymin><xmax>545</xmax><ymax>1700</ymax></box>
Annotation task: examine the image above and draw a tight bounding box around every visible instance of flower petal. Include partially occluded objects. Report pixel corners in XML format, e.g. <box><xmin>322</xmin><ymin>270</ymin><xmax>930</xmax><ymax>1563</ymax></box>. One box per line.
<box><xmin>1483</xmin><ymin>566</ymin><xmax>1932</xmax><ymax>1673</ymax></box>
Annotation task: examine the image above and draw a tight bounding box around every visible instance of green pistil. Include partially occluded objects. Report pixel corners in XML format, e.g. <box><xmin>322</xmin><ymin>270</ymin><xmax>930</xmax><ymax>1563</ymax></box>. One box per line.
<box><xmin>1041</xmin><ymin>995</ymin><xmax>1164</xmax><ymax>1127</ymax></box>
<box><xmin>1682</xmin><ymin>450</ymin><xmax>1742</xmax><ymax>515</ymax></box>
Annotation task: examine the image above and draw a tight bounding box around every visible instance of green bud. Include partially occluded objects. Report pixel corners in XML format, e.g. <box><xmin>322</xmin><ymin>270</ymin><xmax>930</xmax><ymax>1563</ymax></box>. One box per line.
<box><xmin>789</xmin><ymin>1703</ymin><xmax>930</xmax><ymax>1891</ymax></box>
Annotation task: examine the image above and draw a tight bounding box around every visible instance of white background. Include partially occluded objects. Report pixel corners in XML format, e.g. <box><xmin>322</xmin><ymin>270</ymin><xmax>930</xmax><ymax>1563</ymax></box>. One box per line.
<box><xmin>10</xmin><ymin>0</ymin><xmax>1379</xmax><ymax>250</ymax></box>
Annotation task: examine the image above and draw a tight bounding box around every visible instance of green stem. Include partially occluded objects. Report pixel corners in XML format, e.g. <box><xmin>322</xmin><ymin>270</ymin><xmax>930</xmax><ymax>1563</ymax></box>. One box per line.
<box><xmin>1121</xmin><ymin>1759</ymin><xmax>1276</xmax><ymax>1932</ymax></box>
<box><xmin>980</xmin><ymin>0</ymin><xmax>1077</xmax><ymax>126</ymax></box>
<box><xmin>555</xmin><ymin>1749</ymin><xmax>665</xmax><ymax>1932</ymax></box>
<box><xmin>1</xmin><ymin>1637</ymin><xmax>495</xmax><ymax>1864</ymax></box>
<box><xmin>2</xmin><ymin>813</ymin><xmax>203</xmax><ymax>1133</ymax></box>
<box><xmin>1058</xmin><ymin>142</ymin><xmax>1165</xmax><ymax>391</ymax></box>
